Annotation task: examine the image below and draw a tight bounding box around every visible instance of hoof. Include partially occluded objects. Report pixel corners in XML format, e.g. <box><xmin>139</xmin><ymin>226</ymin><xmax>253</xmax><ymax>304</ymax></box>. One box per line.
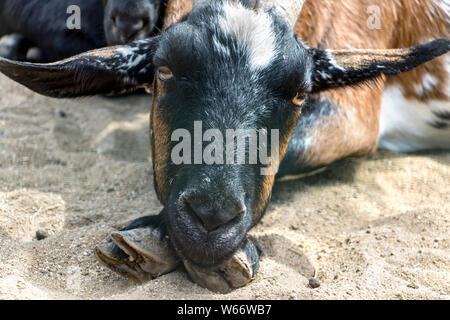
<box><xmin>183</xmin><ymin>237</ymin><xmax>261</xmax><ymax>293</ymax></box>
<box><xmin>95</xmin><ymin>227</ymin><xmax>180</xmax><ymax>283</ymax></box>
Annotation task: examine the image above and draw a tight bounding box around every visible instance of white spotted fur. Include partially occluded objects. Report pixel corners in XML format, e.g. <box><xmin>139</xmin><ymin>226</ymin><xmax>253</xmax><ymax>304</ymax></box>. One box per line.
<box><xmin>378</xmin><ymin>86</ymin><xmax>450</xmax><ymax>152</ymax></box>
<box><xmin>379</xmin><ymin>53</ymin><xmax>450</xmax><ymax>152</ymax></box>
<box><xmin>325</xmin><ymin>50</ymin><xmax>346</xmax><ymax>72</ymax></box>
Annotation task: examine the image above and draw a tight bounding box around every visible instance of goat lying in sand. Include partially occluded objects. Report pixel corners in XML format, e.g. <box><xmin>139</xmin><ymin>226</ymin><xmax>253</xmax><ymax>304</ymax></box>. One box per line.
<box><xmin>0</xmin><ymin>0</ymin><xmax>448</xmax><ymax>292</ymax></box>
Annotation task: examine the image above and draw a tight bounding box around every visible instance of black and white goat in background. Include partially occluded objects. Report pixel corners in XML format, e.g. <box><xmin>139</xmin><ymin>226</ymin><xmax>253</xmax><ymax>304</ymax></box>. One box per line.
<box><xmin>0</xmin><ymin>0</ymin><xmax>164</xmax><ymax>62</ymax></box>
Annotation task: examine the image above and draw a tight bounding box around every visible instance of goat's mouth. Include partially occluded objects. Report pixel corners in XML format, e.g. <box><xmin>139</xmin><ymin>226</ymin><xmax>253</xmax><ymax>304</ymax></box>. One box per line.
<box><xmin>165</xmin><ymin>197</ymin><xmax>251</xmax><ymax>269</ymax></box>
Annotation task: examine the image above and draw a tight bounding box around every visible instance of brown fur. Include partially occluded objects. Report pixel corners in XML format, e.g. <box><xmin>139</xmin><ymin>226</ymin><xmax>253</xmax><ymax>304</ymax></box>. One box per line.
<box><xmin>253</xmin><ymin>107</ymin><xmax>303</xmax><ymax>224</ymax></box>
<box><xmin>150</xmin><ymin>78</ymin><xmax>172</xmax><ymax>204</ymax></box>
<box><xmin>162</xmin><ymin>0</ymin><xmax>193</xmax><ymax>30</ymax></box>
<box><xmin>294</xmin><ymin>0</ymin><xmax>449</xmax><ymax>167</ymax></box>
<box><xmin>386</xmin><ymin>0</ymin><xmax>449</xmax><ymax>101</ymax></box>
<box><xmin>304</xmin><ymin>86</ymin><xmax>384</xmax><ymax>168</ymax></box>
<box><xmin>332</xmin><ymin>48</ymin><xmax>414</xmax><ymax>68</ymax></box>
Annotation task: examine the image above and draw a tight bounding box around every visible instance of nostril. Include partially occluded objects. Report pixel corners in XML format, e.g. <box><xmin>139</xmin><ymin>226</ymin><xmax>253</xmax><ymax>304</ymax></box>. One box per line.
<box><xmin>141</xmin><ymin>17</ymin><xmax>149</xmax><ymax>28</ymax></box>
<box><xmin>183</xmin><ymin>196</ymin><xmax>211</xmax><ymax>229</ymax></box>
<box><xmin>183</xmin><ymin>194</ymin><xmax>246</xmax><ymax>232</ymax></box>
<box><xmin>110</xmin><ymin>8</ymin><xmax>119</xmax><ymax>26</ymax></box>
<box><xmin>111</xmin><ymin>15</ymin><xmax>118</xmax><ymax>27</ymax></box>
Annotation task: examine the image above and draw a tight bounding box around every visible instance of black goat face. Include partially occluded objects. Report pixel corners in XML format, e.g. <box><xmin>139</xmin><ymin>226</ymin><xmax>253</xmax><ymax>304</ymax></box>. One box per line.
<box><xmin>150</xmin><ymin>2</ymin><xmax>309</xmax><ymax>268</ymax></box>
<box><xmin>103</xmin><ymin>0</ymin><xmax>162</xmax><ymax>45</ymax></box>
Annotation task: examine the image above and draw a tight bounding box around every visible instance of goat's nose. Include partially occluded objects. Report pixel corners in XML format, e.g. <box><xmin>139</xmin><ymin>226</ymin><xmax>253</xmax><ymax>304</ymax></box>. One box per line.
<box><xmin>184</xmin><ymin>194</ymin><xmax>246</xmax><ymax>231</ymax></box>
<box><xmin>113</xmin><ymin>14</ymin><xmax>147</xmax><ymax>42</ymax></box>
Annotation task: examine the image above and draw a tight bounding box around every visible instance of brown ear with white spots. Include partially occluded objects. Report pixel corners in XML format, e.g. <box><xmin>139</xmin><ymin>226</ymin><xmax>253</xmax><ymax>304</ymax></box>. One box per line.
<box><xmin>310</xmin><ymin>39</ymin><xmax>450</xmax><ymax>93</ymax></box>
<box><xmin>0</xmin><ymin>38</ymin><xmax>159</xmax><ymax>98</ymax></box>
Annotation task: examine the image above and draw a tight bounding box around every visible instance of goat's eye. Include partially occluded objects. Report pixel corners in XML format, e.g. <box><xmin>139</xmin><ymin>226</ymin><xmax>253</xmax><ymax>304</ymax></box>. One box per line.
<box><xmin>292</xmin><ymin>93</ymin><xmax>306</xmax><ymax>106</ymax></box>
<box><xmin>157</xmin><ymin>67</ymin><xmax>173</xmax><ymax>81</ymax></box>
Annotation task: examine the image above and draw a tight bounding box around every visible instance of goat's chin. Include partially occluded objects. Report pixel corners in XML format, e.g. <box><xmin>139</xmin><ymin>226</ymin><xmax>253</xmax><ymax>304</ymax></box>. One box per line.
<box><xmin>165</xmin><ymin>207</ymin><xmax>250</xmax><ymax>268</ymax></box>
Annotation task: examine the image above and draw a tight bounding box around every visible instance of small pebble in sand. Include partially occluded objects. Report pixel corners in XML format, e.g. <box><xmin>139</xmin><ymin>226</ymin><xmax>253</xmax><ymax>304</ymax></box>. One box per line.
<box><xmin>407</xmin><ymin>282</ymin><xmax>419</xmax><ymax>289</ymax></box>
<box><xmin>308</xmin><ymin>278</ymin><xmax>321</xmax><ymax>289</ymax></box>
<box><xmin>36</xmin><ymin>230</ymin><xmax>49</xmax><ymax>240</ymax></box>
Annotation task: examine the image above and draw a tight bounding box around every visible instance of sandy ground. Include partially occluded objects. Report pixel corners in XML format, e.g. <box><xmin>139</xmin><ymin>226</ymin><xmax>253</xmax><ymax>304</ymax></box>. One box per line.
<box><xmin>0</xmin><ymin>73</ymin><xmax>449</xmax><ymax>300</ymax></box>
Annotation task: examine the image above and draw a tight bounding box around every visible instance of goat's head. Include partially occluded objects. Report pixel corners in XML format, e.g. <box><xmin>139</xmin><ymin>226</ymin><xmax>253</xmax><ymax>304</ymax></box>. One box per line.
<box><xmin>0</xmin><ymin>0</ymin><xmax>448</xmax><ymax>268</ymax></box>
<box><xmin>103</xmin><ymin>0</ymin><xmax>163</xmax><ymax>45</ymax></box>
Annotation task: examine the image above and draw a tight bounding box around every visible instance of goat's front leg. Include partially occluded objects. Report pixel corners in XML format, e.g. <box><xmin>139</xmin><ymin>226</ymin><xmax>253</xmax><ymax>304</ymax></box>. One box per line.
<box><xmin>95</xmin><ymin>211</ymin><xmax>262</xmax><ymax>292</ymax></box>
<box><xmin>95</xmin><ymin>212</ymin><xmax>179</xmax><ymax>282</ymax></box>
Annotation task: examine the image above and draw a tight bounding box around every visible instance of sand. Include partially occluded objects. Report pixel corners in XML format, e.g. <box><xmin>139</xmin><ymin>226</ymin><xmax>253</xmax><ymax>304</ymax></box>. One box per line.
<box><xmin>0</xmin><ymin>73</ymin><xmax>449</xmax><ymax>300</ymax></box>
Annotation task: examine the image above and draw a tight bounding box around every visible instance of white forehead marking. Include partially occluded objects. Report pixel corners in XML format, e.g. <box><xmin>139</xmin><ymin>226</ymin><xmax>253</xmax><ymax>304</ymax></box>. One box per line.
<box><xmin>218</xmin><ymin>1</ymin><xmax>276</xmax><ymax>70</ymax></box>
<box><xmin>379</xmin><ymin>85</ymin><xmax>450</xmax><ymax>152</ymax></box>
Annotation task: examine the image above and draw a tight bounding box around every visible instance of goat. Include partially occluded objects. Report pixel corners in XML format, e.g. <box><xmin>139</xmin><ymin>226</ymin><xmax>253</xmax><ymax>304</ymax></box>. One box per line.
<box><xmin>0</xmin><ymin>0</ymin><xmax>164</xmax><ymax>62</ymax></box>
<box><xmin>0</xmin><ymin>0</ymin><xmax>448</xmax><ymax>292</ymax></box>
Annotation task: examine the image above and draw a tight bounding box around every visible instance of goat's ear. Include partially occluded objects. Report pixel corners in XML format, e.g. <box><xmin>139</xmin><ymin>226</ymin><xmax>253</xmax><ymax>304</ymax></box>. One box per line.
<box><xmin>309</xmin><ymin>39</ymin><xmax>450</xmax><ymax>93</ymax></box>
<box><xmin>0</xmin><ymin>38</ymin><xmax>159</xmax><ymax>98</ymax></box>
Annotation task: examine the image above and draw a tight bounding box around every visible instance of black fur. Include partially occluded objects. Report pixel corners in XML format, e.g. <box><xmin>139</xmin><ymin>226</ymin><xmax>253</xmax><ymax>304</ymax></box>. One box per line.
<box><xmin>310</xmin><ymin>39</ymin><xmax>450</xmax><ymax>93</ymax></box>
<box><xmin>103</xmin><ymin>0</ymin><xmax>164</xmax><ymax>45</ymax></box>
<box><xmin>0</xmin><ymin>0</ymin><xmax>163</xmax><ymax>62</ymax></box>
<box><xmin>433</xmin><ymin>110</ymin><xmax>450</xmax><ymax>121</ymax></box>
<box><xmin>0</xmin><ymin>38</ymin><xmax>159</xmax><ymax>97</ymax></box>
<box><xmin>0</xmin><ymin>0</ymin><xmax>106</xmax><ymax>61</ymax></box>
<box><xmin>429</xmin><ymin>120</ymin><xmax>449</xmax><ymax>129</ymax></box>
<box><xmin>430</xmin><ymin>103</ymin><xmax>450</xmax><ymax>130</ymax></box>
